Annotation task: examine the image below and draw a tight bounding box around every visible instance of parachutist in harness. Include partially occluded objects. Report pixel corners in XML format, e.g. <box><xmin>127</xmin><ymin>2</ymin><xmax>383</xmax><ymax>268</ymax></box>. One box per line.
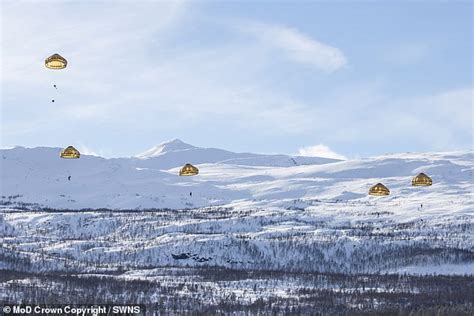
<box><xmin>68</xmin><ymin>176</ymin><xmax>71</xmax><ymax>181</ymax></box>
<box><xmin>190</xmin><ymin>192</ymin><xmax>192</xmax><ymax>197</ymax></box>
<box><xmin>45</xmin><ymin>54</ymin><xmax>66</xmax><ymax>104</ymax></box>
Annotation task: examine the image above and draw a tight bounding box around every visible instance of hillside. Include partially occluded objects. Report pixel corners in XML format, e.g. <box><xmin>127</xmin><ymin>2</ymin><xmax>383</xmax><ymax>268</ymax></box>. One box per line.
<box><xmin>0</xmin><ymin>141</ymin><xmax>471</xmax><ymax>211</ymax></box>
<box><xmin>1</xmin><ymin>139</ymin><xmax>339</xmax><ymax>210</ymax></box>
<box><xmin>0</xmin><ymin>143</ymin><xmax>474</xmax><ymax>273</ymax></box>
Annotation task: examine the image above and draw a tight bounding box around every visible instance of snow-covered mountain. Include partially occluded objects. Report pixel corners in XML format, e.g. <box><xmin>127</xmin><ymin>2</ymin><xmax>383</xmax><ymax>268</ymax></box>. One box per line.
<box><xmin>135</xmin><ymin>139</ymin><xmax>198</xmax><ymax>158</ymax></box>
<box><xmin>132</xmin><ymin>138</ymin><xmax>338</xmax><ymax>169</ymax></box>
<box><xmin>0</xmin><ymin>141</ymin><xmax>472</xmax><ymax>211</ymax></box>
<box><xmin>0</xmin><ymin>140</ymin><xmax>339</xmax><ymax>210</ymax></box>
<box><xmin>0</xmin><ymin>145</ymin><xmax>473</xmax><ymax>277</ymax></box>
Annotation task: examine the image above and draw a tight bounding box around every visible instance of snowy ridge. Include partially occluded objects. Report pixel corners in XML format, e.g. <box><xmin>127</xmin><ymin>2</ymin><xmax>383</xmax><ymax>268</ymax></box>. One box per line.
<box><xmin>135</xmin><ymin>139</ymin><xmax>197</xmax><ymax>158</ymax></box>
<box><xmin>0</xmin><ymin>145</ymin><xmax>473</xmax><ymax>276</ymax></box>
<box><xmin>133</xmin><ymin>139</ymin><xmax>337</xmax><ymax>168</ymax></box>
<box><xmin>0</xmin><ymin>143</ymin><xmax>472</xmax><ymax>210</ymax></box>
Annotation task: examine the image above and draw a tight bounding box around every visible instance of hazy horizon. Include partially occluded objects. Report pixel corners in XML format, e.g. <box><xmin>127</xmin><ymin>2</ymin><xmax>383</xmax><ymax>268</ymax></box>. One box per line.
<box><xmin>2</xmin><ymin>137</ymin><xmax>473</xmax><ymax>160</ymax></box>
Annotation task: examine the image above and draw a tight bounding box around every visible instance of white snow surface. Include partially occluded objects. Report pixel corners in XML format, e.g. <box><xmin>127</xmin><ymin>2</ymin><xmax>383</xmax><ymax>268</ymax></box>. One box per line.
<box><xmin>1</xmin><ymin>140</ymin><xmax>471</xmax><ymax>211</ymax></box>
<box><xmin>0</xmin><ymin>141</ymin><xmax>473</xmax><ymax>275</ymax></box>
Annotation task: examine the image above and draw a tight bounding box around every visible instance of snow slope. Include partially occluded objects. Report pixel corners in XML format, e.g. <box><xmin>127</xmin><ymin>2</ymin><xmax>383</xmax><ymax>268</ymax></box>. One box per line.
<box><xmin>0</xmin><ymin>143</ymin><xmax>473</xmax><ymax>275</ymax></box>
<box><xmin>0</xmin><ymin>142</ymin><xmax>472</xmax><ymax>211</ymax></box>
<box><xmin>133</xmin><ymin>139</ymin><xmax>337</xmax><ymax>169</ymax></box>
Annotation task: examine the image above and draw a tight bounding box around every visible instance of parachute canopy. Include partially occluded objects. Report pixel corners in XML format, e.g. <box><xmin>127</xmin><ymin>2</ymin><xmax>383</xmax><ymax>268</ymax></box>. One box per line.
<box><xmin>179</xmin><ymin>163</ymin><xmax>199</xmax><ymax>176</ymax></box>
<box><xmin>412</xmin><ymin>173</ymin><xmax>432</xmax><ymax>186</ymax></box>
<box><xmin>45</xmin><ymin>54</ymin><xmax>67</xmax><ymax>69</ymax></box>
<box><xmin>369</xmin><ymin>183</ymin><xmax>390</xmax><ymax>196</ymax></box>
<box><xmin>60</xmin><ymin>146</ymin><xmax>80</xmax><ymax>159</ymax></box>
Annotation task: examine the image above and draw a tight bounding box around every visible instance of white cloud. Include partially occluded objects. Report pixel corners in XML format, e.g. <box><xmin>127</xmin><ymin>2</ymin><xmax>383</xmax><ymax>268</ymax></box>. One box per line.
<box><xmin>1</xmin><ymin>2</ymin><xmax>318</xmax><ymax>149</ymax></box>
<box><xmin>383</xmin><ymin>88</ymin><xmax>474</xmax><ymax>150</ymax></box>
<box><xmin>297</xmin><ymin>144</ymin><xmax>347</xmax><ymax>160</ymax></box>
<box><xmin>311</xmin><ymin>86</ymin><xmax>473</xmax><ymax>151</ymax></box>
<box><xmin>1</xmin><ymin>2</ymin><xmax>471</xmax><ymax>156</ymax></box>
<box><xmin>238</xmin><ymin>21</ymin><xmax>347</xmax><ymax>71</ymax></box>
<box><xmin>77</xmin><ymin>144</ymin><xmax>99</xmax><ymax>157</ymax></box>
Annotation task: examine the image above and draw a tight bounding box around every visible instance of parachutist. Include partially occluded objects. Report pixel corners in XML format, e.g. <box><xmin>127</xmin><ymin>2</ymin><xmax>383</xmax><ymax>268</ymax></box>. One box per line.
<box><xmin>190</xmin><ymin>192</ymin><xmax>192</xmax><ymax>197</ymax></box>
<box><xmin>53</xmin><ymin>84</ymin><xmax>57</xmax><ymax>89</ymax></box>
<box><xmin>52</xmin><ymin>99</ymin><xmax>55</xmax><ymax>102</ymax></box>
<box><xmin>68</xmin><ymin>176</ymin><xmax>71</xmax><ymax>181</ymax></box>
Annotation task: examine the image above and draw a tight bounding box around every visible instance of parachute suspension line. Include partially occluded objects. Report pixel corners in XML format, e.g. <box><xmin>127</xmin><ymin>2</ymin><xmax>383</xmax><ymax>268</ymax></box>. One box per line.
<box><xmin>52</xmin><ymin>84</ymin><xmax>57</xmax><ymax>102</ymax></box>
<box><xmin>46</xmin><ymin>65</ymin><xmax>56</xmax><ymax>103</ymax></box>
<box><xmin>45</xmin><ymin>54</ymin><xmax>79</xmax><ymax>167</ymax></box>
<box><xmin>45</xmin><ymin>53</ymin><xmax>67</xmax><ymax>105</ymax></box>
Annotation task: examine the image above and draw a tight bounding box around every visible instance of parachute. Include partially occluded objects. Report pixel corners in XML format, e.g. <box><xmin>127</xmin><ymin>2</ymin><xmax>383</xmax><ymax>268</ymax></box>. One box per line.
<box><xmin>369</xmin><ymin>183</ymin><xmax>390</xmax><ymax>196</ymax></box>
<box><xmin>179</xmin><ymin>163</ymin><xmax>199</xmax><ymax>176</ymax></box>
<box><xmin>60</xmin><ymin>146</ymin><xmax>80</xmax><ymax>159</ymax></box>
<box><xmin>45</xmin><ymin>54</ymin><xmax>67</xmax><ymax>69</ymax></box>
<box><xmin>412</xmin><ymin>173</ymin><xmax>432</xmax><ymax>186</ymax></box>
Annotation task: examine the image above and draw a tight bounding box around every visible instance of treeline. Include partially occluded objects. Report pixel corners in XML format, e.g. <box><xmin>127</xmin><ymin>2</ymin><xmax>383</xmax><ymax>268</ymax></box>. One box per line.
<box><xmin>1</xmin><ymin>268</ymin><xmax>473</xmax><ymax>315</ymax></box>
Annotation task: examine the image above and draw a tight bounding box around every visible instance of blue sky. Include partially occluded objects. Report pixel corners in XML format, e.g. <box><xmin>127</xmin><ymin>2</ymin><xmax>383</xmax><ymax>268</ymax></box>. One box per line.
<box><xmin>1</xmin><ymin>1</ymin><xmax>472</xmax><ymax>158</ymax></box>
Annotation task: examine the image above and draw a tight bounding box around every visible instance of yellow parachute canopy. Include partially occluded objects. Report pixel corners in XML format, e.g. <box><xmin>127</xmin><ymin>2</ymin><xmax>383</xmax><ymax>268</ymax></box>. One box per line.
<box><xmin>369</xmin><ymin>183</ymin><xmax>390</xmax><ymax>196</ymax></box>
<box><xmin>45</xmin><ymin>54</ymin><xmax>67</xmax><ymax>69</ymax></box>
<box><xmin>412</xmin><ymin>173</ymin><xmax>432</xmax><ymax>186</ymax></box>
<box><xmin>179</xmin><ymin>163</ymin><xmax>199</xmax><ymax>176</ymax></box>
<box><xmin>60</xmin><ymin>146</ymin><xmax>80</xmax><ymax>159</ymax></box>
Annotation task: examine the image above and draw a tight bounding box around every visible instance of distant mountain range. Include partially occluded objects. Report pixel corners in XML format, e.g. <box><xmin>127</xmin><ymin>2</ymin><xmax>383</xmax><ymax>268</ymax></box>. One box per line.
<box><xmin>132</xmin><ymin>138</ymin><xmax>339</xmax><ymax>168</ymax></box>
<box><xmin>0</xmin><ymin>140</ymin><xmax>472</xmax><ymax>210</ymax></box>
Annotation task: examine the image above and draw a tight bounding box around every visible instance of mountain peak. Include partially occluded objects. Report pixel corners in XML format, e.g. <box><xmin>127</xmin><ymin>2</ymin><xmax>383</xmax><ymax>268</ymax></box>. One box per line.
<box><xmin>136</xmin><ymin>139</ymin><xmax>197</xmax><ymax>158</ymax></box>
<box><xmin>164</xmin><ymin>138</ymin><xmax>186</xmax><ymax>146</ymax></box>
